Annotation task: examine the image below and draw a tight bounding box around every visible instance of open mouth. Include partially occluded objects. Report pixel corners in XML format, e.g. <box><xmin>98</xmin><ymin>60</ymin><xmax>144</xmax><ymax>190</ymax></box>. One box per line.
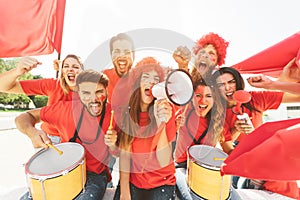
<box><xmin>67</xmin><ymin>73</ymin><xmax>76</xmax><ymax>81</ymax></box>
<box><xmin>117</xmin><ymin>59</ymin><xmax>128</xmax><ymax>72</ymax></box>
<box><xmin>198</xmin><ymin>104</ymin><xmax>208</xmax><ymax>110</ymax></box>
<box><xmin>197</xmin><ymin>61</ymin><xmax>208</xmax><ymax>73</ymax></box>
<box><xmin>226</xmin><ymin>91</ymin><xmax>233</xmax><ymax>97</ymax></box>
<box><xmin>88</xmin><ymin>102</ymin><xmax>102</xmax><ymax>115</ymax></box>
<box><xmin>145</xmin><ymin>88</ymin><xmax>151</xmax><ymax>97</ymax></box>
<box><xmin>225</xmin><ymin>91</ymin><xmax>234</xmax><ymax>100</ymax></box>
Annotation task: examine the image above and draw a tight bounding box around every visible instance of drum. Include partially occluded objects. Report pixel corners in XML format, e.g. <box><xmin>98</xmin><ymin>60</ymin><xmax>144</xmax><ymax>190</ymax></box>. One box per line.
<box><xmin>187</xmin><ymin>145</ymin><xmax>231</xmax><ymax>200</ymax></box>
<box><xmin>25</xmin><ymin>142</ymin><xmax>86</xmax><ymax>200</ymax></box>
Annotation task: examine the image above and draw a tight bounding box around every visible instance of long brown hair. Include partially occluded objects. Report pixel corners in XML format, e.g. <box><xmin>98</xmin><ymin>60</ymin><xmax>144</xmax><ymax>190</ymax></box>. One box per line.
<box><xmin>212</xmin><ymin>67</ymin><xmax>261</xmax><ymax>113</ymax></box>
<box><xmin>118</xmin><ymin>59</ymin><xmax>165</xmax><ymax>150</ymax></box>
<box><xmin>191</xmin><ymin>78</ymin><xmax>226</xmax><ymax>146</ymax></box>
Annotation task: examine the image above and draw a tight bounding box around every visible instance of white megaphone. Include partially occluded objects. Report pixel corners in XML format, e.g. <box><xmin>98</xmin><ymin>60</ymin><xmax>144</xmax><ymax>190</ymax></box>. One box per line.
<box><xmin>151</xmin><ymin>69</ymin><xmax>194</xmax><ymax>106</ymax></box>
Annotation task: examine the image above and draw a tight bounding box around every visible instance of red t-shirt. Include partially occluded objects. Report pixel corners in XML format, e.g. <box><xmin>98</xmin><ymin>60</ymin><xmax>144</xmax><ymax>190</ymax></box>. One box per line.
<box><xmin>103</xmin><ymin>68</ymin><xmax>121</xmax><ymax>103</ymax></box>
<box><xmin>40</xmin><ymin>100</ymin><xmax>113</xmax><ymax>177</ymax></box>
<box><xmin>20</xmin><ymin>78</ymin><xmax>79</xmax><ymax>136</ymax></box>
<box><xmin>130</xmin><ymin>109</ymin><xmax>177</xmax><ymax>189</ymax></box>
<box><xmin>226</xmin><ymin>91</ymin><xmax>283</xmax><ymax>142</ymax></box>
<box><xmin>174</xmin><ymin>108</ymin><xmax>232</xmax><ymax>164</ymax></box>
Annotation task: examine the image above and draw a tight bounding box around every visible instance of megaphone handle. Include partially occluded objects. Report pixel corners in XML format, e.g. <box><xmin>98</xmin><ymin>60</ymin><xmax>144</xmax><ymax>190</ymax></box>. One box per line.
<box><xmin>237</xmin><ymin>113</ymin><xmax>254</xmax><ymax>133</ymax></box>
<box><xmin>182</xmin><ymin>104</ymin><xmax>189</xmax><ymax>116</ymax></box>
<box><xmin>160</xmin><ymin>117</ymin><xmax>167</xmax><ymax>122</ymax></box>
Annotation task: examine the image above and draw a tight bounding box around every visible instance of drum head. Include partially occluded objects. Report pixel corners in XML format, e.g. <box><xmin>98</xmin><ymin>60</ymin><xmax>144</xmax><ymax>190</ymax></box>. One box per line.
<box><xmin>188</xmin><ymin>145</ymin><xmax>227</xmax><ymax>169</ymax></box>
<box><xmin>26</xmin><ymin>142</ymin><xmax>85</xmax><ymax>176</ymax></box>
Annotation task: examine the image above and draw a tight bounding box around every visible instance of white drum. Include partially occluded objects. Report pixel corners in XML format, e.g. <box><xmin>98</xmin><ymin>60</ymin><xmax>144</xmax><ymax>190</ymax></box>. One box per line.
<box><xmin>25</xmin><ymin>142</ymin><xmax>86</xmax><ymax>200</ymax></box>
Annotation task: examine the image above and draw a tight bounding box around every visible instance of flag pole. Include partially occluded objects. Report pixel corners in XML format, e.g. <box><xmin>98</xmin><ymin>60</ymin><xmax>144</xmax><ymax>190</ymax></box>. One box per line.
<box><xmin>56</xmin><ymin>53</ymin><xmax>61</xmax><ymax>78</ymax></box>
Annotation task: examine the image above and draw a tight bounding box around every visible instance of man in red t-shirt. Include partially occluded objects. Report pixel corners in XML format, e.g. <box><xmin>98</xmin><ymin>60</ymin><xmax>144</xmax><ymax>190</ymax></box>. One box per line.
<box><xmin>15</xmin><ymin>70</ymin><xmax>118</xmax><ymax>200</ymax></box>
<box><xmin>103</xmin><ymin>33</ymin><xmax>135</xmax><ymax>103</ymax></box>
<box><xmin>103</xmin><ymin>32</ymin><xmax>135</xmax><ymax>187</ymax></box>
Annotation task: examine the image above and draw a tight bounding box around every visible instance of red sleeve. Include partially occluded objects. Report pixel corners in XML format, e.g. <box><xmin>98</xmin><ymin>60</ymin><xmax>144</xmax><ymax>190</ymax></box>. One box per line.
<box><xmin>20</xmin><ymin>78</ymin><xmax>70</xmax><ymax>105</ymax></box>
<box><xmin>40</xmin><ymin>101</ymin><xmax>75</xmax><ymax>142</ymax></box>
<box><xmin>20</xmin><ymin>78</ymin><xmax>58</xmax><ymax>96</ymax></box>
<box><xmin>250</xmin><ymin>91</ymin><xmax>283</xmax><ymax>111</ymax></box>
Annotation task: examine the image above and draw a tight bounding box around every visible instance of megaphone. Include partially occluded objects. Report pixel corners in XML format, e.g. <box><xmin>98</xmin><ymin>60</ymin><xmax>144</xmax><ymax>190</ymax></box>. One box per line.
<box><xmin>232</xmin><ymin>90</ymin><xmax>251</xmax><ymax>115</ymax></box>
<box><xmin>151</xmin><ymin>69</ymin><xmax>193</xmax><ymax>106</ymax></box>
<box><xmin>232</xmin><ymin>90</ymin><xmax>254</xmax><ymax>133</ymax></box>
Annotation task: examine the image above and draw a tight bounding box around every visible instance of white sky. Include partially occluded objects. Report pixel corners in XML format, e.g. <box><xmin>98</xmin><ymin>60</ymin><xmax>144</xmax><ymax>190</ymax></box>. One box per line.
<box><xmin>31</xmin><ymin>0</ymin><xmax>300</xmax><ymax>78</ymax></box>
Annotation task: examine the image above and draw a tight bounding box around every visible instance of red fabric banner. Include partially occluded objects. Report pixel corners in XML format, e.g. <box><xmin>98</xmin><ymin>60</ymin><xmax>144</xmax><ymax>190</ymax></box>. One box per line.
<box><xmin>232</xmin><ymin>32</ymin><xmax>300</xmax><ymax>77</ymax></box>
<box><xmin>221</xmin><ymin>118</ymin><xmax>300</xmax><ymax>181</ymax></box>
<box><xmin>0</xmin><ymin>0</ymin><xmax>66</xmax><ymax>58</ymax></box>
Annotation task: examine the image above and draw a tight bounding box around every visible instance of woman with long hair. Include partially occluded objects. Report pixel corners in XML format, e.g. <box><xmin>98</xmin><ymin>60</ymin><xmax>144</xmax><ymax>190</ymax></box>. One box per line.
<box><xmin>174</xmin><ymin>78</ymin><xmax>233</xmax><ymax>200</ymax></box>
<box><xmin>112</xmin><ymin>57</ymin><xmax>177</xmax><ymax>200</ymax></box>
<box><xmin>212</xmin><ymin>67</ymin><xmax>300</xmax><ymax>198</ymax></box>
<box><xmin>0</xmin><ymin>55</ymin><xmax>84</xmax><ymax>143</ymax></box>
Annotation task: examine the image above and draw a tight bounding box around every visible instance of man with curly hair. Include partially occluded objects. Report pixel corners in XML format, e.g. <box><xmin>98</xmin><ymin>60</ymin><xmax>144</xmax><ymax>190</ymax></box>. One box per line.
<box><xmin>173</xmin><ymin>32</ymin><xmax>229</xmax><ymax>78</ymax></box>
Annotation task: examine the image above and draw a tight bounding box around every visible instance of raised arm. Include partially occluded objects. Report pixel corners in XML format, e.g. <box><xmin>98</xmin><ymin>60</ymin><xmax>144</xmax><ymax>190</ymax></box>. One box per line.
<box><xmin>247</xmin><ymin>75</ymin><xmax>300</xmax><ymax>95</ymax></box>
<box><xmin>172</xmin><ymin>46</ymin><xmax>191</xmax><ymax>72</ymax></box>
<box><xmin>15</xmin><ymin>109</ymin><xmax>50</xmax><ymax>148</ymax></box>
<box><xmin>0</xmin><ymin>57</ymin><xmax>41</xmax><ymax>93</ymax></box>
<box><xmin>277</xmin><ymin>57</ymin><xmax>300</xmax><ymax>82</ymax></box>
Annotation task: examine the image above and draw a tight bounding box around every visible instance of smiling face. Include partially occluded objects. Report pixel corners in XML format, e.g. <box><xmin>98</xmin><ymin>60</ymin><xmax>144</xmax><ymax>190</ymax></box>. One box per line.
<box><xmin>111</xmin><ymin>39</ymin><xmax>134</xmax><ymax>77</ymax></box>
<box><xmin>216</xmin><ymin>73</ymin><xmax>237</xmax><ymax>107</ymax></box>
<box><xmin>192</xmin><ymin>85</ymin><xmax>214</xmax><ymax>117</ymax></box>
<box><xmin>194</xmin><ymin>48</ymin><xmax>214</xmax><ymax>76</ymax></box>
<box><xmin>140</xmin><ymin>70</ymin><xmax>160</xmax><ymax>111</ymax></box>
<box><xmin>61</xmin><ymin>57</ymin><xmax>83</xmax><ymax>89</ymax></box>
<box><xmin>78</xmin><ymin>82</ymin><xmax>107</xmax><ymax>117</ymax></box>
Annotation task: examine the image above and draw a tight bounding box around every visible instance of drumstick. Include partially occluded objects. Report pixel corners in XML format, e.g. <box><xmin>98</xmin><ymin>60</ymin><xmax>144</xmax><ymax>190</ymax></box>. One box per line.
<box><xmin>108</xmin><ymin>110</ymin><xmax>114</xmax><ymax>130</ymax></box>
<box><xmin>47</xmin><ymin>143</ymin><xmax>63</xmax><ymax>155</ymax></box>
<box><xmin>213</xmin><ymin>157</ymin><xmax>226</xmax><ymax>161</ymax></box>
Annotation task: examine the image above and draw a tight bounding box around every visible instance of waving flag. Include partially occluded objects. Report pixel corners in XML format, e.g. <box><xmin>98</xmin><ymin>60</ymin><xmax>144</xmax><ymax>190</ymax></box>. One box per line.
<box><xmin>221</xmin><ymin>117</ymin><xmax>300</xmax><ymax>181</ymax></box>
<box><xmin>0</xmin><ymin>0</ymin><xmax>66</xmax><ymax>58</ymax></box>
<box><xmin>232</xmin><ymin>31</ymin><xmax>300</xmax><ymax>77</ymax></box>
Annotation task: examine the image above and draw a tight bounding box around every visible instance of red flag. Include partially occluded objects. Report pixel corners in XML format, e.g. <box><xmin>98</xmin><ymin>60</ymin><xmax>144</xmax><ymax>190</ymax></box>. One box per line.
<box><xmin>221</xmin><ymin>118</ymin><xmax>300</xmax><ymax>181</ymax></box>
<box><xmin>232</xmin><ymin>31</ymin><xmax>300</xmax><ymax>77</ymax></box>
<box><xmin>0</xmin><ymin>0</ymin><xmax>66</xmax><ymax>58</ymax></box>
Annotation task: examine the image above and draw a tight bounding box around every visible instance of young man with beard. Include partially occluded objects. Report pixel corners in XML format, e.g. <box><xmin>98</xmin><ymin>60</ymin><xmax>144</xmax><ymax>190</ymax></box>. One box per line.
<box><xmin>15</xmin><ymin>69</ymin><xmax>118</xmax><ymax>200</ymax></box>
<box><xmin>103</xmin><ymin>33</ymin><xmax>135</xmax><ymax>103</ymax></box>
<box><xmin>103</xmin><ymin>33</ymin><xmax>135</xmax><ymax>187</ymax></box>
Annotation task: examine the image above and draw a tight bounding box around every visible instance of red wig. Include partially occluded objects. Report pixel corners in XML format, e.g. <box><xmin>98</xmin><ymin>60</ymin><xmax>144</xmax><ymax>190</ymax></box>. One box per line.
<box><xmin>193</xmin><ymin>32</ymin><xmax>229</xmax><ymax>66</ymax></box>
<box><xmin>130</xmin><ymin>57</ymin><xmax>165</xmax><ymax>82</ymax></box>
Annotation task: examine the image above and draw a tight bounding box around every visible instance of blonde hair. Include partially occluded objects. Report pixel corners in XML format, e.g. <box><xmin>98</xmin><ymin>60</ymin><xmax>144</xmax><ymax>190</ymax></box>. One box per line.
<box><xmin>59</xmin><ymin>54</ymin><xmax>84</xmax><ymax>94</ymax></box>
